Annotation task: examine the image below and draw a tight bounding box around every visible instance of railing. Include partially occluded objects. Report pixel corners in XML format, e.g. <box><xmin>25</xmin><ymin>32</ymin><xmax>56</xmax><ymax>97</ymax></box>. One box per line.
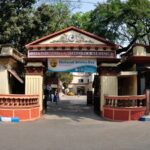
<box><xmin>0</xmin><ymin>94</ymin><xmax>39</xmax><ymax>107</ymax></box>
<box><xmin>104</xmin><ymin>95</ymin><xmax>146</xmax><ymax>108</ymax></box>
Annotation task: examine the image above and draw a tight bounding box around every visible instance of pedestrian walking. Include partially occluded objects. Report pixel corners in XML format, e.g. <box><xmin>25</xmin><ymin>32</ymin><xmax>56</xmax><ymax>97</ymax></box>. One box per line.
<box><xmin>53</xmin><ymin>90</ymin><xmax>59</xmax><ymax>104</ymax></box>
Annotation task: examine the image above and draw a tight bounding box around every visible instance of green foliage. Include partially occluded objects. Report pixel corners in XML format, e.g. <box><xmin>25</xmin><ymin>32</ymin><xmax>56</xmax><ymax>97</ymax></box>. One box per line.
<box><xmin>0</xmin><ymin>1</ymin><xmax>71</xmax><ymax>53</ymax></box>
<box><xmin>32</xmin><ymin>3</ymin><xmax>71</xmax><ymax>38</ymax></box>
<box><xmin>0</xmin><ymin>0</ymin><xmax>36</xmax><ymax>52</ymax></box>
<box><xmin>67</xmin><ymin>91</ymin><xmax>75</xmax><ymax>96</ymax></box>
<box><xmin>89</xmin><ymin>0</ymin><xmax>122</xmax><ymax>42</ymax></box>
<box><xmin>71</xmin><ymin>12</ymin><xmax>91</xmax><ymax>30</ymax></box>
<box><xmin>58</xmin><ymin>73</ymin><xmax>73</xmax><ymax>89</ymax></box>
<box><xmin>45</xmin><ymin>72</ymin><xmax>73</xmax><ymax>89</ymax></box>
<box><xmin>89</xmin><ymin>0</ymin><xmax>150</xmax><ymax>53</ymax></box>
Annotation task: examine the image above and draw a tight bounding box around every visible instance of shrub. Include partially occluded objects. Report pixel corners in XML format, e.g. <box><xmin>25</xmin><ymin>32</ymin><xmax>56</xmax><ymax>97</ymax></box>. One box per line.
<box><xmin>67</xmin><ymin>91</ymin><xmax>75</xmax><ymax>96</ymax></box>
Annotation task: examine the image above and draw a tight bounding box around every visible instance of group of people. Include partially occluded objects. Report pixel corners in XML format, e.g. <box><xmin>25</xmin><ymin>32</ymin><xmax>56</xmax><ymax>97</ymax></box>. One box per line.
<box><xmin>43</xmin><ymin>84</ymin><xmax>59</xmax><ymax>113</ymax></box>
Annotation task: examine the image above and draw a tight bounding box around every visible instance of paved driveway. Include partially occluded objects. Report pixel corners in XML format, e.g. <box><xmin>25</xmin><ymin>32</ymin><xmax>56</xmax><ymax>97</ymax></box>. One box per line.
<box><xmin>44</xmin><ymin>95</ymin><xmax>99</xmax><ymax>121</ymax></box>
<box><xmin>0</xmin><ymin>96</ymin><xmax>150</xmax><ymax>150</ymax></box>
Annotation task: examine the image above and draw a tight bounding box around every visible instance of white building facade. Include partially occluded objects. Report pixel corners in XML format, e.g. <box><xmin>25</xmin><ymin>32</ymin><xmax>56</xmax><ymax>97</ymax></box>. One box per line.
<box><xmin>68</xmin><ymin>73</ymin><xmax>96</xmax><ymax>95</ymax></box>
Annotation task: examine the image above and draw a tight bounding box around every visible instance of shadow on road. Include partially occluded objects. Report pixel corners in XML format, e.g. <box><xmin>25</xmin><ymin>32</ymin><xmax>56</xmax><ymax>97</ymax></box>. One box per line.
<box><xmin>43</xmin><ymin>96</ymin><xmax>104</xmax><ymax>122</ymax></box>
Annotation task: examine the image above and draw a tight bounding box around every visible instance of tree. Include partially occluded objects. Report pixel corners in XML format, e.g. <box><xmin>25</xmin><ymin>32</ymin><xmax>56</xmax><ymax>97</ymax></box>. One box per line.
<box><xmin>32</xmin><ymin>3</ymin><xmax>71</xmax><ymax>38</ymax></box>
<box><xmin>89</xmin><ymin>0</ymin><xmax>150</xmax><ymax>53</ymax></box>
<box><xmin>0</xmin><ymin>0</ymin><xmax>36</xmax><ymax>52</ymax></box>
<box><xmin>45</xmin><ymin>72</ymin><xmax>73</xmax><ymax>89</ymax></box>
<box><xmin>58</xmin><ymin>73</ymin><xmax>73</xmax><ymax>89</ymax></box>
<box><xmin>0</xmin><ymin>1</ymin><xmax>71</xmax><ymax>53</ymax></box>
<box><xmin>71</xmin><ymin>11</ymin><xmax>91</xmax><ymax>30</ymax></box>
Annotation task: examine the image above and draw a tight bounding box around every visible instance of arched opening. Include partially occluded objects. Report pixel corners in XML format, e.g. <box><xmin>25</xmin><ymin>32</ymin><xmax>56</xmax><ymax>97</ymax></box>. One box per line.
<box><xmin>42</xmin><ymin>58</ymin><xmax>98</xmax><ymax>120</ymax></box>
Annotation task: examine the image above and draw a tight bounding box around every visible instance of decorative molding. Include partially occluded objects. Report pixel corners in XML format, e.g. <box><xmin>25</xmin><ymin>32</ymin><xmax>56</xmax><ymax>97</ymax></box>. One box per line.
<box><xmin>99</xmin><ymin>66</ymin><xmax>119</xmax><ymax>76</ymax></box>
<box><xmin>25</xmin><ymin>67</ymin><xmax>44</xmax><ymax>76</ymax></box>
<box><xmin>50</xmin><ymin>33</ymin><xmax>95</xmax><ymax>44</ymax></box>
<box><xmin>28</xmin><ymin>50</ymin><xmax>116</xmax><ymax>59</ymax></box>
<box><xmin>27</xmin><ymin>44</ymin><xmax>116</xmax><ymax>50</ymax></box>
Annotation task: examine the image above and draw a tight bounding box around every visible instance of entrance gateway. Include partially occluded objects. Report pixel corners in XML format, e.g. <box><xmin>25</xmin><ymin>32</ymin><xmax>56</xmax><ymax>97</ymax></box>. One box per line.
<box><xmin>25</xmin><ymin>26</ymin><xmax>119</xmax><ymax>114</ymax></box>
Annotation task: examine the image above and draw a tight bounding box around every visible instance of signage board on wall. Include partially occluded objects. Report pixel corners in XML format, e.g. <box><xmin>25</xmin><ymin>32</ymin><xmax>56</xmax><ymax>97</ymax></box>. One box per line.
<box><xmin>48</xmin><ymin>59</ymin><xmax>97</xmax><ymax>73</ymax></box>
<box><xmin>28</xmin><ymin>50</ymin><xmax>115</xmax><ymax>58</ymax></box>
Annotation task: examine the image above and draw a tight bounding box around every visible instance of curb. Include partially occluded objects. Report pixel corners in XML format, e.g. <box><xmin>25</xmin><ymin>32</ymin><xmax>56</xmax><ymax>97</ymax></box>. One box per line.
<box><xmin>0</xmin><ymin>117</ymin><xmax>20</xmax><ymax>123</ymax></box>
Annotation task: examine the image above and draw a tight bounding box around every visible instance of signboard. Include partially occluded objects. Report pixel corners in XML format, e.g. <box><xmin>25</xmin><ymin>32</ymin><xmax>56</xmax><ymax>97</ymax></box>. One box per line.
<box><xmin>28</xmin><ymin>50</ymin><xmax>115</xmax><ymax>58</ymax></box>
<box><xmin>48</xmin><ymin>59</ymin><xmax>97</xmax><ymax>73</ymax></box>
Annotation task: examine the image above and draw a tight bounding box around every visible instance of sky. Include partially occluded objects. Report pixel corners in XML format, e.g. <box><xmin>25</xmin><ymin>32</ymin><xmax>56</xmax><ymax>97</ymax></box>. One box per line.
<box><xmin>37</xmin><ymin>0</ymin><xmax>107</xmax><ymax>13</ymax></box>
<box><xmin>71</xmin><ymin>0</ymin><xmax>107</xmax><ymax>13</ymax></box>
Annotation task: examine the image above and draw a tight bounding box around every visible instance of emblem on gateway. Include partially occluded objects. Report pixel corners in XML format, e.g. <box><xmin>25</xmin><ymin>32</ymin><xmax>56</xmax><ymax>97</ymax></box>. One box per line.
<box><xmin>67</xmin><ymin>34</ymin><xmax>76</xmax><ymax>42</ymax></box>
<box><xmin>50</xmin><ymin>59</ymin><xmax>57</xmax><ymax>68</ymax></box>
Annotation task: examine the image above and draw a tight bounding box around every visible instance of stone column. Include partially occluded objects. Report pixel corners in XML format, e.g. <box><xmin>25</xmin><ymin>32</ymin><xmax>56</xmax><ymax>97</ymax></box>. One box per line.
<box><xmin>99</xmin><ymin>63</ymin><xmax>118</xmax><ymax>113</ymax></box>
<box><xmin>0</xmin><ymin>65</ymin><xmax>10</xmax><ymax>94</ymax></box>
<box><xmin>25</xmin><ymin>62</ymin><xmax>44</xmax><ymax>112</ymax></box>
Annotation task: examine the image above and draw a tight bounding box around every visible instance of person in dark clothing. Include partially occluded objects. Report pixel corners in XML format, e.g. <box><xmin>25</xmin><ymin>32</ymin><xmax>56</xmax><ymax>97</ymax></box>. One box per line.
<box><xmin>53</xmin><ymin>90</ymin><xmax>59</xmax><ymax>104</ymax></box>
<box><xmin>43</xmin><ymin>84</ymin><xmax>52</xmax><ymax>113</ymax></box>
<box><xmin>53</xmin><ymin>94</ymin><xmax>57</xmax><ymax>104</ymax></box>
<box><xmin>43</xmin><ymin>87</ymin><xmax>49</xmax><ymax>113</ymax></box>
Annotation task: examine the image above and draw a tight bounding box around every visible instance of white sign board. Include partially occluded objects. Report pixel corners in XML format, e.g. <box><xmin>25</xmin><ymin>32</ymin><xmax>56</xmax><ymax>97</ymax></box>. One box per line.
<box><xmin>48</xmin><ymin>59</ymin><xmax>97</xmax><ymax>73</ymax></box>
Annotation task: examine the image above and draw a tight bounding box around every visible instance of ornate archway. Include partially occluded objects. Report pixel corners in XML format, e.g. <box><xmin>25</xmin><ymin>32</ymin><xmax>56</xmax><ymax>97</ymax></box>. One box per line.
<box><xmin>25</xmin><ymin>26</ymin><xmax>119</xmax><ymax>114</ymax></box>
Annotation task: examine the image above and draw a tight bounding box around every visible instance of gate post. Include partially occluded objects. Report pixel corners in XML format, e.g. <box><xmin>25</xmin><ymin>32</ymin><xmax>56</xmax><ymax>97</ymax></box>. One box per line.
<box><xmin>25</xmin><ymin>62</ymin><xmax>44</xmax><ymax>113</ymax></box>
<box><xmin>99</xmin><ymin>63</ymin><xmax>119</xmax><ymax>115</ymax></box>
<box><xmin>145</xmin><ymin>89</ymin><xmax>150</xmax><ymax>115</ymax></box>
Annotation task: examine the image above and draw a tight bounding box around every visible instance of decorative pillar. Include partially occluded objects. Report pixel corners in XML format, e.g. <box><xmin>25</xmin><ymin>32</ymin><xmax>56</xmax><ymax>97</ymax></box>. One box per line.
<box><xmin>0</xmin><ymin>65</ymin><xmax>9</xmax><ymax>94</ymax></box>
<box><xmin>99</xmin><ymin>63</ymin><xmax>119</xmax><ymax>113</ymax></box>
<box><xmin>25</xmin><ymin>62</ymin><xmax>44</xmax><ymax>112</ymax></box>
<box><xmin>145</xmin><ymin>89</ymin><xmax>150</xmax><ymax>115</ymax></box>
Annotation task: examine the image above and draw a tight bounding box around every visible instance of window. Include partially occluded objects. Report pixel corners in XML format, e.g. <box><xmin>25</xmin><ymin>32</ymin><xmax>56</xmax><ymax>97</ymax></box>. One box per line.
<box><xmin>78</xmin><ymin>79</ymin><xmax>84</xmax><ymax>83</ymax></box>
<box><xmin>87</xmin><ymin>79</ymin><xmax>89</xmax><ymax>83</ymax></box>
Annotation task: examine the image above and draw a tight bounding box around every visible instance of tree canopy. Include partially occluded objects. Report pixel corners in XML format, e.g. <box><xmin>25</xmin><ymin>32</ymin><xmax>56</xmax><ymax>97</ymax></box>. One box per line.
<box><xmin>58</xmin><ymin>73</ymin><xmax>73</xmax><ymax>89</ymax></box>
<box><xmin>0</xmin><ymin>1</ymin><xmax>71</xmax><ymax>53</ymax></box>
<box><xmin>0</xmin><ymin>0</ymin><xmax>36</xmax><ymax>52</ymax></box>
<box><xmin>89</xmin><ymin>0</ymin><xmax>150</xmax><ymax>53</ymax></box>
<box><xmin>71</xmin><ymin>11</ymin><xmax>91</xmax><ymax>30</ymax></box>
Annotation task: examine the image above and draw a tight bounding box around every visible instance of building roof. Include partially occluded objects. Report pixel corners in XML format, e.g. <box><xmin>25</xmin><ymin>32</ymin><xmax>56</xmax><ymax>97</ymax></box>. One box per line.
<box><xmin>0</xmin><ymin>46</ymin><xmax>24</xmax><ymax>63</ymax></box>
<box><xmin>25</xmin><ymin>26</ymin><xmax>117</xmax><ymax>50</ymax></box>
